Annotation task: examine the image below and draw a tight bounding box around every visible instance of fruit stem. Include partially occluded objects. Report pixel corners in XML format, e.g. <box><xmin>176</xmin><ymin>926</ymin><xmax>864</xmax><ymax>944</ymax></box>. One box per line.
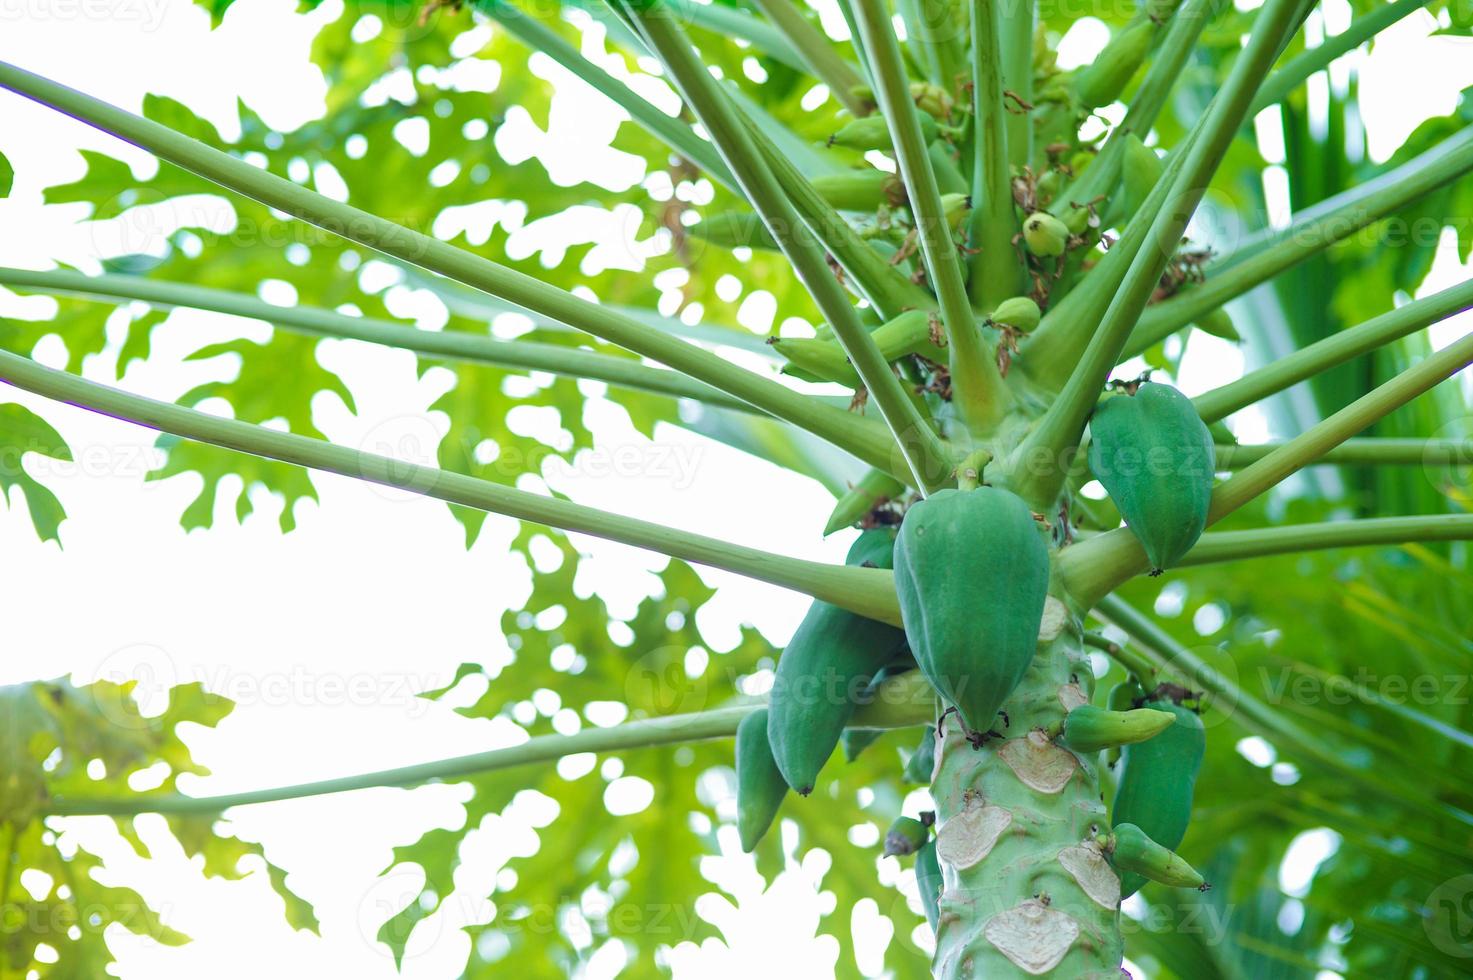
<box><xmin>954</xmin><ymin>448</ymin><xmax>994</xmax><ymax>491</ymax></box>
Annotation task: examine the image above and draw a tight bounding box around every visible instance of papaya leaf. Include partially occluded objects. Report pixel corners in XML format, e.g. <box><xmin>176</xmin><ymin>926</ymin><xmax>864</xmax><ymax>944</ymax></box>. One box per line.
<box><xmin>0</xmin><ymin>402</ymin><xmax>73</xmax><ymax>543</ymax></box>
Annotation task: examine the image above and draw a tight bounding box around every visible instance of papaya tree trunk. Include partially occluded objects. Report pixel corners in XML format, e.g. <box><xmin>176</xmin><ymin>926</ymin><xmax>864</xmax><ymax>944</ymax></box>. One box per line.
<box><xmin>929</xmin><ymin>603</ymin><xmax>1123</xmax><ymax>977</ymax></box>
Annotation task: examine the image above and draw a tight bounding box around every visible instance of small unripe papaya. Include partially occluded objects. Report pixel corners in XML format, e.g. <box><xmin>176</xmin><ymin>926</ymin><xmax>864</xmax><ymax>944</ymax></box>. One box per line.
<box><xmin>1111</xmin><ymin>698</ymin><xmax>1205</xmax><ymax>897</ymax></box>
<box><xmin>1022</xmin><ymin>211</ymin><xmax>1071</xmax><ymax>257</ymax></box>
<box><xmin>1060</xmin><ymin>704</ymin><xmax>1176</xmax><ymax>753</ymax></box>
<box><xmin>1104</xmin><ymin>679</ymin><xmax>1144</xmax><ymax>767</ymax></box>
<box><xmin>768</xmin><ymin>529</ymin><xmax>909</xmax><ymax>794</ymax></box>
<box><xmin>902</xmin><ymin>726</ymin><xmax>936</xmax><ymax>783</ymax></box>
<box><xmin>1195</xmin><ymin>307</ymin><xmax>1241</xmax><ymax>341</ymax></box>
<box><xmin>1072</xmin><ymin>20</ymin><xmax>1154</xmax><ymax>110</ymax></box>
<box><xmin>989</xmin><ymin>296</ymin><xmax>1042</xmax><ymax>333</ymax></box>
<box><xmin>829</xmin><ymin>111</ymin><xmax>938</xmax><ymax>150</ymax></box>
<box><xmin>915</xmin><ymin>839</ymin><xmax>942</xmax><ymax>930</ymax></box>
<box><xmin>689</xmin><ymin>211</ymin><xmax>779</xmax><ymax>252</ymax></box>
<box><xmin>1109</xmin><ymin>822</ymin><xmax>1205</xmax><ymax>889</ymax></box>
<box><xmin>736</xmin><ymin>708</ymin><xmax>788</xmax><ymax>853</ymax></box>
<box><xmin>824</xmin><ymin>467</ymin><xmax>907</xmax><ymax>536</ymax></box>
<box><xmin>1063</xmin><ymin>204</ymin><xmax>1092</xmax><ymax>236</ymax></box>
<box><xmin>1118</xmin><ymin>134</ymin><xmax>1165</xmax><ymax>222</ymax></box>
<box><xmin>811</xmin><ymin>169</ymin><xmax>905</xmax><ymax>211</ymax></box>
<box><xmin>894</xmin><ymin>487</ymin><xmax>1050</xmax><ymax>732</ymax></box>
<box><xmin>1088</xmin><ymin>382</ymin><xmax>1215</xmax><ymax>572</ymax></box>
<box><xmin>939</xmin><ymin>192</ymin><xmax>971</xmax><ymax>234</ymax></box>
<box><xmin>772</xmin><ymin>310</ymin><xmax>944</xmax><ymax>387</ymax></box>
<box><xmin>771</xmin><ymin>337</ymin><xmax>849</xmax><ymax>384</ymax></box>
<box><xmin>909</xmin><ymin>81</ymin><xmax>953</xmax><ymax>119</ymax></box>
<box><xmin>884</xmin><ymin>815</ymin><xmax>930</xmax><ymax>856</ymax></box>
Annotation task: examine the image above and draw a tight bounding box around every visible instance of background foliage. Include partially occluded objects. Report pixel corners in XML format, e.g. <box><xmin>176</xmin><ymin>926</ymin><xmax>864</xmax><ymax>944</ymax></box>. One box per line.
<box><xmin>1</xmin><ymin>0</ymin><xmax>1471</xmax><ymax>977</ymax></box>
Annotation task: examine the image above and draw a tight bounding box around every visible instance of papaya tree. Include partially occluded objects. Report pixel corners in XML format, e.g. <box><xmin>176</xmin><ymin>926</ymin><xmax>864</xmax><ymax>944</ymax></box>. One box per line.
<box><xmin>2</xmin><ymin>0</ymin><xmax>1473</xmax><ymax>976</ymax></box>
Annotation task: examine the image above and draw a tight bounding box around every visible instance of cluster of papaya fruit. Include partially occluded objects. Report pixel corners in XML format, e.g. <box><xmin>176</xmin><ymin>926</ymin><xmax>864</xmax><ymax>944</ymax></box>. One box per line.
<box><xmin>720</xmin><ymin>1</ymin><xmax>1226</xmax><ymax>932</ymax></box>
<box><xmin>688</xmin><ymin>0</ymin><xmax>1239</xmax><ymax>412</ymax></box>
<box><xmin>735</xmin><ymin>380</ymin><xmax>1216</xmax><ymax>919</ymax></box>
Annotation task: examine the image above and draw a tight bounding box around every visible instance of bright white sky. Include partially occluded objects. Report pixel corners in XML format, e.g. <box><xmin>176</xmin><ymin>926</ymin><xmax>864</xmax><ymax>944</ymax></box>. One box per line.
<box><xmin>0</xmin><ymin>1</ymin><xmax>1470</xmax><ymax>977</ymax></box>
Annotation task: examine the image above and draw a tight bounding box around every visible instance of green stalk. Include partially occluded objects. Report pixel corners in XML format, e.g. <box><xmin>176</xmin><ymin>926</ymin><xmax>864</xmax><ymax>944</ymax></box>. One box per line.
<box><xmin>1250</xmin><ymin>0</ymin><xmax>1433</xmax><ymax>114</ymax></box>
<box><xmin>1046</xmin><ymin>0</ymin><xmax>1217</xmax><ymax>223</ymax></box>
<box><xmin>853</xmin><ymin>0</ymin><xmax>1009</xmax><ymax>435</ymax></box>
<box><xmin>966</xmin><ymin>0</ymin><xmax>1023</xmax><ymax>309</ymax></box>
<box><xmin>1215</xmin><ymin>437</ymin><xmax>1473</xmax><ymax>468</ymax></box>
<box><xmin>1180</xmin><ymin>515</ymin><xmax>1473</xmax><ymax>566</ymax></box>
<box><xmin>751</xmin><ymin>128</ymin><xmax>937</xmax><ymax>319</ymax></box>
<box><xmin>1195</xmin><ymin>277</ymin><xmax>1473</xmax><ymax>422</ymax></box>
<box><xmin>0</xmin><ymin>62</ymin><xmax>908</xmax><ymax>480</ymax></box>
<box><xmin>0</xmin><ymin>266</ymin><xmax>766</xmax><ymax>415</ymax></box>
<box><xmin>1122</xmin><ymin>0</ymin><xmax>1216</xmax><ymax>139</ymax></box>
<box><xmin>587</xmin><ymin>0</ymin><xmax>808</xmax><ymax>72</ymax></box>
<box><xmin>834</xmin><ymin>0</ymin><xmax>873</xmax><ymax>87</ymax></box>
<box><xmin>1127</xmin><ymin>129</ymin><xmax>1473</xmax><ymax>357</ymax></box>
<box><xmin>0</xmin><ymin>347</ymin><xmax>905</xmax><ymax>625</ymax></box>
<box><xmin>1082</xmin><ymin>630</ymin><xmax>1160</xmax><ymax>684</ymax></box>
<box><xmin>622</xmin><ymin>2</ymin><xmax>956</xmax><ymax>493</ymax></box>
<box><xmin>674</xmin><ymin>0</ymin><xmax>807</xmax><ymax>70</ymax></box>
<box><xmin>1207</xmin><ymin>331</ymin><xmax>1473</xmax><ymax>521</ymax></box>
<box><xmin>1061</xmin><ymin>329</ymin><xmax>1473</xmax><ymax>604</ymax></box>
<box><xmin>750</xmin><ymin>0</ymin><xmax>869</xmax><ymax>115</ymax></box>
<box><xmin>1222</xmin><ymin>127</ymin><xmax>1473</xmax><ymax>267</ymax></box>
<box><xmin>894</xmin><ymin>0</ymin><xmax>943</xmax><ymax>84</ymax></box>
<box><xmin>483</xmin><ymin>2</ymin><xmax>738</xmax><ymax>191</ymax></box>
<box><xmin>1018</xmin><ymin>116</ymin><xmax>1204</xmax><ymax>389</ymax></box>
<box><xmin>45</xmin><ymin>674</ymin><xmax>934</xmax><ymax>817</ymax></box>
<box><xmin>1012</xmin><ymin>0</ymin><xmax>1306</xmax><ymax>508</ymax></box>
<box><xmin>998</xmin><ymin>0</ymin><xmax>1034</xmax><ymax>168</ymax></box>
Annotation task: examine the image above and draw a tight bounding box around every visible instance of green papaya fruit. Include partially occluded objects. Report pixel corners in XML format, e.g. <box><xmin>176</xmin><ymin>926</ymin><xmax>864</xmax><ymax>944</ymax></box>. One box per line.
<box><xmin>1108</xmin><ymin>822</ymin><xmax>1205</xmax><ymax>889</ymax></box>
<box><xmin>1087</xmin><ymin>382</ymin><xmax>1215</xmax><ymax>572</ymax></box>
<box><xmin>909</xmin><ymin>81</ymin><xmax>953</xmax><ymax>119</ymax></box>
<box><xmin>840</xmin><ymin>726</ymin><xmax>885</xmax><ymax>761</ymax></box>
<box><xmin>1119</xmin><ymin>134</ymin><xmax>1164</xmax><ymax>221</ymax></box>
<box><xmin>768</xmin><ymin>529</ymin><xmax>909</xmax><ymax>794</ymax></box>
<box><xmin>1022</xmin><ymin>211</ymin><xmax>1070</xmax><ymax>257</ymax></box>
<box><xmin>939</xmin><ymin>192</ymin><xmax>971</xmax><ymax>234</ymax></box>
<box><xmin>1060</xmin><ymin>704</ymin><xmax>1176</xmax><ymax>753</ymax></box>
<box><xmin>736</xmin><ymin>708</ymin><xmax>788</xmax><ymax>852</ymax></box>
<box><xmin>989</xmin><ymin>296</ymin><xmax>1042</xmax><ymax>333</ymax></box>
<box><xmin>811</xmin><ymin>169</ymin><xmax>905</xmax><ymax>211</ymax></box>
<box><xmin>1072</xmin><ymin>19</ymin><xmax>1154</xmax><ymax>110</ymax></box>
<box><xmin>1194</xmin><ymin>307</ymin><xmax>1241</xmax><ymax>341</ymax></box>
<box><xmin>915</xmin><ymin>839</ymin><xmax>942</xmax><ymax>931</ymax></box>
<box><xmin>902</xmin><ymin>726</ymin><xmax>936</xmax><ymax>783</ymax></box>
<box><xmin>688</xmin><ymin>211</ymin><xmax>780</xmax><ymax>252</ymax></box>
<box><xmin>824</xmin><ymin>467</ymin><xmax>907</xmax><ymax>536</ymax></box>
<box><xmin>772</xmin><ymin>310</ymin><xmax>946</xmax><ymax>387</ymax></box>
<box><xmin>771</xmin><ymin>337</ymin><xmax>850</xmax><ymax>384</ymax></box>
<box><xmin>894</xmin><ymin>487</ymin><xmax>1050</xmax><ymax>732</ymax></box>
<box><xmin>884</xmin><ymin>815</ymin><xmax>929</xmax><ymax>856</ymax></box>
<box><xmin>1104</xmin><ymin>678</ymin><xmax>1143</xmax><ymax>767</ymax></box>
<box><xmin>829</xmin><ymin>111</ymin><xmax>938</xmax><ymax>150</ymax></box>
<box><xmin>1111</xmin><ymin>698</ymin><xmax>1205</xmax><ymax>897</ymax></box>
